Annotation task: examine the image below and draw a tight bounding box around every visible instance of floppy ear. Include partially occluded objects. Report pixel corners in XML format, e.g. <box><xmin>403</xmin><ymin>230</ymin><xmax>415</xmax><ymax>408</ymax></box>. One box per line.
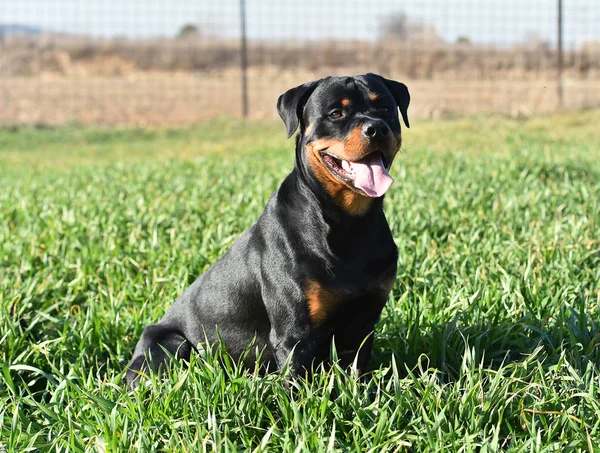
<box><xmin>375</xmin><ymin>75</ymin><xmax>410</xmax><ymax>128</ymax></box>
<box><xmin>277</xmin><ymin>79</ymin><xmax>321</xmax><ymax>138</ymax></box>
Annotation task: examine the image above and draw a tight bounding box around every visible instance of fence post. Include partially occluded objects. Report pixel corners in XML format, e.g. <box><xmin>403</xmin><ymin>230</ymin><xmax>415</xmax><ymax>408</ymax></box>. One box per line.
<box><xmin>240</xmin><ymin>0</ymin><xmax>249</xmax><ymax>118</ymax></box>
<box><xmin>557</xmin><ymin>0</ymin><xmax>563</xmax><ymax>108</ymax></box>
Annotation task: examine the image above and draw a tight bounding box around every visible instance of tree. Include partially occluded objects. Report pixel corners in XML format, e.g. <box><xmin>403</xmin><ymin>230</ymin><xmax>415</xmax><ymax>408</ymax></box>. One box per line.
<box><xmin>178</xmin><ymin>24</ymin><xmax>200</xmax><ymax>39</ymax></box>
<box><xmin>380</xmin><ymin>12</ymin><xmax>441</xmax><ymax>43</ymax></box>
<box><xmin>380</xmin><ymin>13</ymin><xmax>409</xmax><ymax>41</ymax></box>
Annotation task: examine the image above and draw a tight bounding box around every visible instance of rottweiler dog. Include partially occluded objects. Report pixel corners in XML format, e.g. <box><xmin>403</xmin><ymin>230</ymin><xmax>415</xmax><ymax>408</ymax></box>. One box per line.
<box><xmin>126</xmin><ymin>73</ymin><xmax>410</xmax><ymax>388</ymax></box>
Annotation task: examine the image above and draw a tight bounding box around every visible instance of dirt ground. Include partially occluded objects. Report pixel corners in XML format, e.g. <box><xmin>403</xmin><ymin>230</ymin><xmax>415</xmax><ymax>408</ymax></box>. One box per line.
<box><xmin>1</xmin><ymin>69</ymin><xmax>598</xmax><ymax>126</ymax></box>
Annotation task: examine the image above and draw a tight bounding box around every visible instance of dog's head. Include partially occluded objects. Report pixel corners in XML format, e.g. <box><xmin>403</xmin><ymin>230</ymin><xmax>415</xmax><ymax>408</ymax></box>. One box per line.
<box><xmin>277</xmin><ymin>74</ymin><xmax>410</xmax><ymax>215</ymax></box>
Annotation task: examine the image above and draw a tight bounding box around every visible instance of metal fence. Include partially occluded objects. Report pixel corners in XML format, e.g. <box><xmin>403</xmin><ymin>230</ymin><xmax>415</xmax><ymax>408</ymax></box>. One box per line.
<box><xmin>0</xmin><ymin>0</ymin><xmax>598</xmax><ymax>126</ymax></box>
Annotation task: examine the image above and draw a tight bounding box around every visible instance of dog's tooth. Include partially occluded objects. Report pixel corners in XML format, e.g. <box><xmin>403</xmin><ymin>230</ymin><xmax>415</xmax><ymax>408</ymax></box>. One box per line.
<box><xmin>341</xmin><ymin>159</ymin><xmax>353</xmax><ymax>174</ymax></box>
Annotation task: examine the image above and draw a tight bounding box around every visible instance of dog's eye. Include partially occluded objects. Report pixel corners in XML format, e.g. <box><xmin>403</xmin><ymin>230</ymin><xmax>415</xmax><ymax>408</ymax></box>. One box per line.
<box><xmin>329</xmin><ymin>109</ymin><xmax>343</xmax><ymax>119</ymax></box>
<box><xmin>379</xmin><ymin>106</ymin><xmax>390</xmax><ymax>113</ymax></box>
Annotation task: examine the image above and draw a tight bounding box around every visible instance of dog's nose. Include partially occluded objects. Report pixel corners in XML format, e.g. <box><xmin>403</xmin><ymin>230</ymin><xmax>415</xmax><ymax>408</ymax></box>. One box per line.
<box><xmin>362</xmin><ymin>120</ymin><xmax>390</xmax><ymax>140</ymax></box>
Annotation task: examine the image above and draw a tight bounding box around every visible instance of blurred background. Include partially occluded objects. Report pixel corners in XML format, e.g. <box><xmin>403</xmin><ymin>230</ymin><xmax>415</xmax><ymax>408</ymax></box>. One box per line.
<box><xmin>0</xmin><ymin>0</ymin><xmax>598</xmax><ymax>126</ymax></box>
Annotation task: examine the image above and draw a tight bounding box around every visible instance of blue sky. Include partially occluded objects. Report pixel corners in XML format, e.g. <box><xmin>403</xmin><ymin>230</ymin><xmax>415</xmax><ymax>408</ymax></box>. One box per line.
<box><xmin>1</xmin><ymin>0</ymin><xmax>598</xmax><ymax>47</ymax></box>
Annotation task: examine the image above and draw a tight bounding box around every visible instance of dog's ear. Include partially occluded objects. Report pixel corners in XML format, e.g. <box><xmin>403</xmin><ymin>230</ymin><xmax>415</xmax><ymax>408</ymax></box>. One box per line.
<box><xmin>373</xmin><ymin>75</ymin><xmax>410</xmax><ymax>128</ymax></box>
<box><xmin>277</xmin><ymin>79</ymin><xmax>321</xmax><ymax>138</ymax></box>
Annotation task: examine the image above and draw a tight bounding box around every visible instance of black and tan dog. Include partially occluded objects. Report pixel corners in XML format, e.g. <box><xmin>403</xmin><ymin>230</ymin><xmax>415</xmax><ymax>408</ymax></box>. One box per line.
<box><xmin>126</xmin><ymin>73</ymin><xmax>410</xmax><ymax>387</ymax></box>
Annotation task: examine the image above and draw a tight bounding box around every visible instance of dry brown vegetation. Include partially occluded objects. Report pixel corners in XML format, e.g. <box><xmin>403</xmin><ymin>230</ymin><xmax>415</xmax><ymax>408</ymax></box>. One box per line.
<box><xmin>0</xmin><ymin>34</ymin><xmax>599</xmax><ymax>125</ymax></box>
<box><xmin>2</xmin><ymin>34</ymin><xmax>600</xmax><ymax>78</ymax></box>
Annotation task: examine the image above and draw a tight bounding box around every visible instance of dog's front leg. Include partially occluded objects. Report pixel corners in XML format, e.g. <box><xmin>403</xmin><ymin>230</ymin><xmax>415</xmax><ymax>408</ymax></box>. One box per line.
<box><xmin>126</xmin><ymin>322</ymin><xmax>193</xmax><ymax>388</ymax></box>
<box><xmin>268</xmin><ymin>325</ymin><xmax>320</xmax><ymax>378</ymax></box>
<box><xmin>262</xmin><ymin>284</ymin><xmax>321</xmax><ymax>378</ymax></box>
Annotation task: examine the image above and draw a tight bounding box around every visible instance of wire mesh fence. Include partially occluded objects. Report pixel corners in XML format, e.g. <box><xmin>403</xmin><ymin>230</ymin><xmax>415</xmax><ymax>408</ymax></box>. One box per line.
<box><xmin>0</xmin><ymin>0</ymin><xmax>598</xmax><ymax>126</ymax></box>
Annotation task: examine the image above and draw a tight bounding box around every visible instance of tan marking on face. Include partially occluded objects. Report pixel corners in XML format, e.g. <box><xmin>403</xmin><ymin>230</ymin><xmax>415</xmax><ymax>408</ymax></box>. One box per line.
<box><xmin>341</xmin><ymin>98</ymin><xmax>351</xmax><ymax>107</ymax></box>
<box><xmin>338</xmin><ymin>190</ymin><xmax>373</xmax><ymax>216</ymax></box>
<box><xmin>341</xmin><ymin>126</ymin><xmax>368</xmax><ymax>161</ymax></box>
<box><xmin>305</xmin><ymin>126</ymin><xmax>401</xmax><ymax>215</ymax></box>
<box><xmin>304</xmin><ymin>123</ymin><xmax>313</xmax><ymax>136</ymax></box>
<box><xmin>306</xmin><ymin>140</ymin><xmax>374</xmax><ymax>216</ymax></box>
<box><xmin>369</xmin><ymin>93</ymin><xmax>379</xmax><ymax>101</ymax></box>
<box><xmin>305</xmin><ymin>280</ymin><xmax>340</xmax><ymax>325</ymax></box>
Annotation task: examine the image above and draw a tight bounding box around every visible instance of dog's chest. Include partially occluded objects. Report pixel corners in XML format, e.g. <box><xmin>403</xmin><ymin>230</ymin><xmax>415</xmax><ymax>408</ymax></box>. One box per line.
<box><xmin>304</xmin><ymin>263</ymin><xmax>396</xmax><ymax>326</ymax></box>
<box><xmin>301</xmin><ymin>217</ymin><xmax>398</xmax><ymax>326</ymax></box>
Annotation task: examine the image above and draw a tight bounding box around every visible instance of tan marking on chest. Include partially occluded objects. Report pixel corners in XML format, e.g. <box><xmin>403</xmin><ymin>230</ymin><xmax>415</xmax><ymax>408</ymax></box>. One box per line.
<box><xmin>305</xmin><ymin>277</ymin><xmax>395</xmax><ymax>325</ymax></box>
<box><xmin>305</xmin><ymin>280</ymin><xmax>342</xmax><ymax>325</ymax></box>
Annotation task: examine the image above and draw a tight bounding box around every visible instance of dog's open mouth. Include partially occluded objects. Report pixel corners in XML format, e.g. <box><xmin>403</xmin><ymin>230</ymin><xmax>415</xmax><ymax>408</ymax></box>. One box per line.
<box><xmin>321</xmin><ymin>151</ymin><xmax>394</xmax><ymax>198</ymax></box>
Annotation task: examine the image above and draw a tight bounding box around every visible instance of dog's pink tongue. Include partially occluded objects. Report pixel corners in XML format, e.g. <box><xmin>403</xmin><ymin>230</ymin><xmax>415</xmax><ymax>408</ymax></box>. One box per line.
<box><xmin>343</xmin><ymin>153</ymin><xmax>394</xmax><ymax>197</ymax></box>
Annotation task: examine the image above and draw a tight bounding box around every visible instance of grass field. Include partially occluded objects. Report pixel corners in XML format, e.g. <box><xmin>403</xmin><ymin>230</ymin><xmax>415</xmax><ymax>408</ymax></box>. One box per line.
<box><xmin>1</xmin><ymin>111</ymin><xmax>600</xmax><ymax>451</ymax></box>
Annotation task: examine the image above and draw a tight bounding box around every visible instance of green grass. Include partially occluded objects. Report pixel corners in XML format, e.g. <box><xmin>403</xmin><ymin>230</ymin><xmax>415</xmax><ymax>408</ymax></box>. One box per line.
<box><xmin>1</xmin><ymin>111</ymin><xmax>600</xmax><ymax>451</ymax></box>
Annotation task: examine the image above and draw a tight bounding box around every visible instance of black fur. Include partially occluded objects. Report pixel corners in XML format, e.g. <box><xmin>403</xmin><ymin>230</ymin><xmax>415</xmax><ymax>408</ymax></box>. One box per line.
<box><xmin>127</xmin><ymin>73</ymin><xmax>410</xmax><ymax>388</ymax></box>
